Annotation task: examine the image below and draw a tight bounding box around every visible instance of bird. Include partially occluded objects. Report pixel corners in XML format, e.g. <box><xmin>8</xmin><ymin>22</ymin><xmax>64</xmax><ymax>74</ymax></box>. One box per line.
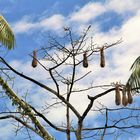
<box><xmin>63</xmin><ymin>27</ymin><xmax>69</xmax><ymax>31</ymax></box>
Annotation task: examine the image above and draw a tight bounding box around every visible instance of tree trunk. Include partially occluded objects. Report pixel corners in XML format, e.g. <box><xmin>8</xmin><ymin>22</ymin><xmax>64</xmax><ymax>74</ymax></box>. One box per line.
<box><xmin>66</xmin><ymin>106</ymin><xmax>70</xmax><ymax>140</ymax></box>
<box><xmin>76</xmin><ymin>120</ymin><xmax>82</xmax><ymax>140</ymax></box>
<box><xmin>66</xmin><ymin>84</ymin><xmax>71</xmax><ymax>140</ymax></box>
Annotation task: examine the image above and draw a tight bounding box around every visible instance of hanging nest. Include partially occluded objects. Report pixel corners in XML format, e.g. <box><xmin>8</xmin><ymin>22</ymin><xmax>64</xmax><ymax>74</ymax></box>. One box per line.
<box><xmin>115</xmin><ymin>82</ymin><xmax>121</xmax><ymax>105</ymax></box>
<box><xmin>126</xmin><ymin>84</ymin><xmax>133</xmax><ymax>104</ymax></box>
<box><xmin>100</xmin><ymin>47</ymin><xmax>105</xmax><ymax>68</ymax></box>
<box><xmin>122</xmin><ymin>87</ymin><xmax>128</xmax><ymax>106</ymax></box>
<box><xmin>83</xmin><ymin>52</ymin><xmax>88</xmax><ymax>68</ymax></box>
<box><xmin>32</xmin><ymin>50</ymin><xmax>38</xmax><ymax>68</ymax></box>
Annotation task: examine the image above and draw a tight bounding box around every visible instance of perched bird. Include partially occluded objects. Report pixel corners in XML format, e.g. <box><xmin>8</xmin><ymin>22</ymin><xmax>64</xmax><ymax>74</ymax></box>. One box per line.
<box><xmin>63</xmin><ymin>27</ymin><xmax>69</xmax><ymax>31</ymax></box>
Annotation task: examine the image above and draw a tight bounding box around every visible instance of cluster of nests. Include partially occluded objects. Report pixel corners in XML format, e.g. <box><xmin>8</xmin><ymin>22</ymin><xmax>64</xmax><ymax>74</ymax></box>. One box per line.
<box><xmin>115</xmin><ymin>83</ymin><xmax>133</xmax><ymax>106</ymax></box>
<box><xmin>31</xmin><ymin>47</ymin><xmax>105</xmax><ymax>68</ymax></box>
<box><xmin>31</xmin><ymin>49</ymin><xmax>133</xmax><ymax>106</ymax></box>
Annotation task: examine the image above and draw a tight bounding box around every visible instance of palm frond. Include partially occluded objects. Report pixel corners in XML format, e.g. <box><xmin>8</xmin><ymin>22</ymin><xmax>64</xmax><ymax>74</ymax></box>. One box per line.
<box><xmin>126</xmin><ymin>56</ymin><xmax>140</xmax><ymax>93</ymax></box>
<box><xmin>0</xmin><ymin>15</ymin><xmax>15</xmax><ymax>50</ymax></box>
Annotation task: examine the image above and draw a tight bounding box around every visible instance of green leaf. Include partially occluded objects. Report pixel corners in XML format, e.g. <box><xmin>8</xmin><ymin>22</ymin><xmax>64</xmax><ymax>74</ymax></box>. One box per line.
<box><xmin>127</xmin><ymin>56</ymin><xmax>140</xmax><ymax>93</ymax></box>
<box><xmin>0</xmin><ymin>15</ymin><xmax>15</xmax><ymax>50</ymax></box>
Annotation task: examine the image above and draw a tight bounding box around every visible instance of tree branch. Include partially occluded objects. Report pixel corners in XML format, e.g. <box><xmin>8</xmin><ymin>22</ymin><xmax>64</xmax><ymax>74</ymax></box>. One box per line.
<box><xmin>0</xmin><ymin>57</ymin><xmax>81</xmax><ymax>119</ymax></box>
<box><xmin>0</xmin><ymin>115</ymin><xmax>41</xmax><ymax>137</ymax></box>
<box><xmin>0</xmin><ymin>77</ymin><xmax>54</xmax><ymax>140</ymax></box>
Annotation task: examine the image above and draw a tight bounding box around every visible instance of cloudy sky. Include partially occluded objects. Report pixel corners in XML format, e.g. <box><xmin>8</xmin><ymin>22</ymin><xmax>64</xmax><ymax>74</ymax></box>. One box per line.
<box><xmin>0</xmin><ymin>0</ymin><xmax>140</xmax><ymax>140</ymax></box>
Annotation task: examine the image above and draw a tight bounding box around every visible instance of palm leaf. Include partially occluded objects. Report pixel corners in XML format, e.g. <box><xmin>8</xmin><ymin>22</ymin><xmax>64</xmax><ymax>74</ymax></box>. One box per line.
<box><xmin>0</xmin><ymin>15</ymin><xmax>15</xmax><ymax>50</ymax></box>
<box><xmin>126</xmin><ymin>56</ymin><xmax>140</xmax><ymax>93</ymax></box>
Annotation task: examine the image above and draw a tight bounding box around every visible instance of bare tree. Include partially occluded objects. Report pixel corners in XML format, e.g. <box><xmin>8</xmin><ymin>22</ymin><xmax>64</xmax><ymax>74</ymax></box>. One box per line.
<box><xmin>0</xmin><ymin>26</ymin><xmax>140</xmax><ymax>140</ymax></box>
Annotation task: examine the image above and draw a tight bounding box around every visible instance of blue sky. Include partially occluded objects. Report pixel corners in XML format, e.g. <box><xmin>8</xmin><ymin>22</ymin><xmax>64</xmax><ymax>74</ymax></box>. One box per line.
<box><xmin>0</xmin><ymin>0</ymin><xmax>140</xmax><ymax>140</ymax></box>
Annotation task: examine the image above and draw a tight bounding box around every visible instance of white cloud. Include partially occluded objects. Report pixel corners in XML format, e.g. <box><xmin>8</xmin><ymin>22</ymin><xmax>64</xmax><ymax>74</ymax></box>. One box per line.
<box><xmin>12</xmin><ymin>14</ymin><xmax>66</xmax><ymax>34</ymax></box>
<box><xmin>40</xmin><ymin>14</ymin><xmax>65</xmax><ymax>31</ymax></box>
<box><xmin>0</xmin><ymin>120</ymin><xmax>15</xmax><ymax>140</ymax></box>
<box><xmin>12</xmin><ymin>16</ymin><xmax>37</xmax><ymax>34</ymax></box>
<box><xmin>121</xmin><ymin>11</ymin><xmax>140</xmax><ymax>44</ymax></box>
<box><xmin>12</xmin><ymin>0</ymin><xmax>140</xmax><ymax>35</ymax></box>
<box><xmin>69</xmin><ymin>0</ymin><xmax>140</xmax><ymax>29</ymax></box>
<box><xmin>69</xmin><ymin>2</ymin><xmax>106</xmax><ymax>23</ymax></box>
<box><xmin>107</xmin><ymin>0</ymin><xmax>140</xmax><ymax>14</ymax></box>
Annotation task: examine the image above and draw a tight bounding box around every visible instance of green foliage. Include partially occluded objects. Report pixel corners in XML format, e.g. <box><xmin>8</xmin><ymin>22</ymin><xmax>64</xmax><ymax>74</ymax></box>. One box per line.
<box><xmin>127</xmin><ymin>56</ymin><xmax>140</xmax><ymax>92</ymax></box>
<box><xmin>0</xmin><ymin>15</ymin><xmax>15</xmax><ymax>49</ymax></box>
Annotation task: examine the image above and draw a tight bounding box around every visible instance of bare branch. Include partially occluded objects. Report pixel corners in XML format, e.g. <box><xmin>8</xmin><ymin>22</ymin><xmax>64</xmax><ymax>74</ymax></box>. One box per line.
<box><xmin>0</xmin><ymin>115</ymin><xmax>41</xmax><ymax>137</ymax></box>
